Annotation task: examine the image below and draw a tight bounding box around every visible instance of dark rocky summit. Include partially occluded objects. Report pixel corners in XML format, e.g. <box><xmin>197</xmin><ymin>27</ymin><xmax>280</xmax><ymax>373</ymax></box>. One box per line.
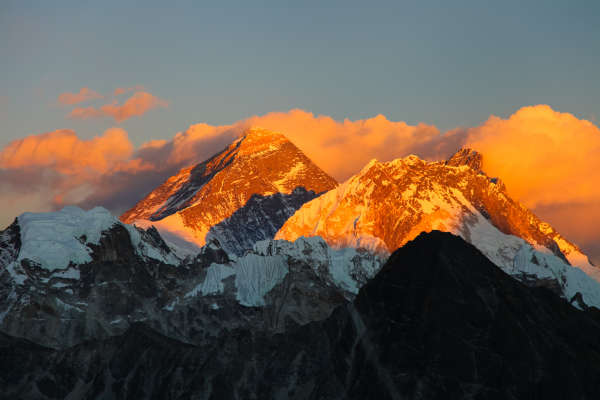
<box><xmin>445</xmin><ymin>147</ymin><xmax>484</xmax><ymax>174</ymax></box>
<box><xmin>2</xmin><ymin>231</ymin><xmax>600</xmax><ymax>399</ymax></box>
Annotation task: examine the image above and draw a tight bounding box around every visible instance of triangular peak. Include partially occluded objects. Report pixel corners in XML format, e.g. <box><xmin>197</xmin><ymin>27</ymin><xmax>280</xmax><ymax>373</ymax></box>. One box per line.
<box><xmin>445</xmin><ymin>148</ymin><xmax>483</xmax><ymax>174</ymax></box>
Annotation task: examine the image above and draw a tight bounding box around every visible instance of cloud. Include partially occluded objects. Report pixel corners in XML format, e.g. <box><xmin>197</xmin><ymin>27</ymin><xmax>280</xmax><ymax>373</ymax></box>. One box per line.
<box><xmin>68</xmin><ymin>92</ymin><xmax>169</xmax><ymax>123</ymax></box>
<box><xmin>114</xmin><ymin>85</ymin><xmax>146</xmax><ymax>96</ymax></box>
<box><xmin>0</xmin><ymin>128</ymin><xmax>162</xmax><ymax>228</ymax></box>
<box><xmin>0</xmin><ymin>128</ymin><xmax>134</xmax><ymax>174</ymax></box>
<box><xmin>242</xmin><ymin>110</ymin><xmax>444</xmax><ymax>182</ymax></box>
<box><xmin>461</xmin><ymin>105</ymin><xmax>600</xmax><ymax>208</ymax></box>
<box><xmin>56</xmin><ymin>87</ymin><xmax>103</xmax><ymax>106</ymax></box>
<box><xmin>135</xmin><ymin>111</ymin><xmax>444</xmax><ymax>183</ymax></box>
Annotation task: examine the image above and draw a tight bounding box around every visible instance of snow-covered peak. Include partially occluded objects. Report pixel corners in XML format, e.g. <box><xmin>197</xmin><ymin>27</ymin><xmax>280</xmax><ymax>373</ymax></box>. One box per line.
<box><xmin>17</xmin><ymin>206</ymin><xmax>119</xmax><ymax>270</ymax></box>
<box><xmin>9</xmin><ymin>206</ymin><xmax>183</xmax><ymax>272</ymax></box>
<box><xmin>241</xmin><ymin>126</ymin><xmax>285</xmax><ymax>139</ymax></box>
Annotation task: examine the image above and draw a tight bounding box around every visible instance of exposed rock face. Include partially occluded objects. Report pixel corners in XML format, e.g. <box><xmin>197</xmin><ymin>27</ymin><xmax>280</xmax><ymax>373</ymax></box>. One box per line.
<box><xmin>0</xmin><ymin>207</ymin><xmax>383</xmax><ymax>350</ymax></box>
<box><xmin>207</xmin><ymin>187</ymin><xmax>324</xmax><ymax>256</ymax></box>
<box><xmin>445</xmin><ymin>147</ymin><xmax>483</xmax><ymax>173</ymax></box>
<box><xmin>120</xmin><ymin>127</ymin><xmax>338</xmax><ymax>254</ymax></box>
<box><xmin>276</xmin><ymin>149</ymin><xmax>600</xmax><ymax>308</ymax></box>
<box><xmin>3</xmin><ymin>231</ymin><xmax>600</xmax><ymax>399</ymax></box>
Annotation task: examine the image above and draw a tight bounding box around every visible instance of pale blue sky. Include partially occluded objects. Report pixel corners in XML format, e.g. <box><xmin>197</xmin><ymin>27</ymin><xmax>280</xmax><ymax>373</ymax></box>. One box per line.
<box><xmin>1</xmin><ymin>0</ymin><xmax>599</xmax><ymax>148</ymax></box>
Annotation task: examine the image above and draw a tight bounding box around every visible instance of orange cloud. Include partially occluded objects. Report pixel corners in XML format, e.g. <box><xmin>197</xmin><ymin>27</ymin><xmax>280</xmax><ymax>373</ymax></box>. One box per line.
<box><xmin>69</xmin><ymin>92</ymin><xmax>169</xmax><ymax>123</ymax></box>
<box><xmin>56</xmin><ymin>87</ymin><xmax>103</xmax><ymax>106</ymax></box>
<box><xmin>158</xmin><ymin>111</ymin><xmax>442</xmax><ymax>182</ymax></box>
<box><xmin>462</xmin><ymin>105</ymin><xmax>600</xmax><ymax>208</ymax></box>
<box><xmin>114</xmin><ymin>85</ymin><xmax>146</xmax><ymax>96</ymax></box>
<box><xmin>0</xmin><ymin>128</ymin><xmax>141</xmax><ymax>228</ymax></box>
<box><xmin>243</xmin><ymin>111</ymin><xmax>442</xmax><ymax>181</ymax></box>
<box><xmin>0</xmin><ymin>128</ymin><xmax>134</xmax><ymax>174</ymax></box>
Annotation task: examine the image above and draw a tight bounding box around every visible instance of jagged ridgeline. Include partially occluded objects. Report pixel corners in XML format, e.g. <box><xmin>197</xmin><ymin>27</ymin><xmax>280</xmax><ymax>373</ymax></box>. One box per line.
<box><xmin>277</xmin><ymin>148</ymin><xmax>600</xmax><ymax>309</ymax></box>
<box><xmin>0</xmin><ymin>205</ymin><xmax>384</xmax><ymax>350</ymax></box>
<box><xmin>2</xmin><ymin>128</ymin><xmax>600</xmax><ymax>398</ymax></box>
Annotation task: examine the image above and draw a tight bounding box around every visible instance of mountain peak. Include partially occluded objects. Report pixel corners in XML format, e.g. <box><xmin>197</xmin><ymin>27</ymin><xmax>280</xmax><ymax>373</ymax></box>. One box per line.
<box><xmin>238</xmin><ymin>126</ymin><xmax>285</xmax><ymax>141</ymax></box>
<box><xmin>120</xmin><ymin>127</ymin><xmax>338</xmax><ymax>253</ymax></box>
<box><xmin>445</xmin><ymin>148</ymin><xmax>483</xmax><ymax>173</ymax></box>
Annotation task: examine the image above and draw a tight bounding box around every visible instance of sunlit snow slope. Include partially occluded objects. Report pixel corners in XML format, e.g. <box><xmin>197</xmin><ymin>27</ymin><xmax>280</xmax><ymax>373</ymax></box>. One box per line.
<box><xmin>276</xmin><ymin>149</ymin><xmax>600</xmax><ymax>308</ymax></box>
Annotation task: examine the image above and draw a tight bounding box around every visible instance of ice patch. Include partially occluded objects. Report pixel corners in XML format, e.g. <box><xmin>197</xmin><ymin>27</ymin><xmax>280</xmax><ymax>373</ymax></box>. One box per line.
<box><xmin>186</xmin><ymin>263</ymin><xmax>235</xmax><ymax>297</ymax></box>
<box><xmin>6</xmin><ymin>262</ymin><xmax>27</xmax><ymax>285</ymax></box>
<box><xmin>251</xmin><ymin>236</ymin><xmax>384</xmax><ymax>297</ymax></box>
<box><xmin>512</xmin><ymin>245</ymin><xmax>555</xmax><ymax>280</ymax></box>
<box><xmin>234</xmin><ymin>254</ymin><xmax>289</xmax><ymax>307</ymax></box>
<box><xmin>328</xmin><ymin>247</ymin><xmax>361</xmax><ymax>293</ymax></box>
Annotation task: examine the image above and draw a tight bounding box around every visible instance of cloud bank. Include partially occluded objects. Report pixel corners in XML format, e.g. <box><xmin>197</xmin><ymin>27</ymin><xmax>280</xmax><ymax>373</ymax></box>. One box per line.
<box><xmin>461</xmin><ymin>105</ymin><xmax>600</xmax><ymax>208</ymax></box>
<box><xmin>1</xmin><ymin>105</ymin><xmax>598</xmax><ymax>262</ymax></box>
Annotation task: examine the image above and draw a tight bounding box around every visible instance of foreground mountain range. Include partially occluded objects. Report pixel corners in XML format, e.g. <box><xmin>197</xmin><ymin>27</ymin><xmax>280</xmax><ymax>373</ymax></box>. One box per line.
<box><xmin>1</xmin><ymin>127</ymin><xmax>599</xmax><ymax>398</ymax></box>
<box><xmin>0</xmin><ymin>205</ymin><xmax>383</xmax><ymax>350</ymax></box>
<box><xmin>3</xmin><ymin>232</ymin><xmax>600</xmax><ymax>399</ymax></box>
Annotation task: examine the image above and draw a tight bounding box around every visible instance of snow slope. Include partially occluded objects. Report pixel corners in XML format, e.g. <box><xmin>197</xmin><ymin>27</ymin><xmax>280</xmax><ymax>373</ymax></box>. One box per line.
<box><xmin>181</xmin><ymin>236</ymin><xmax>385</xmax><ymax>308</ymax></box>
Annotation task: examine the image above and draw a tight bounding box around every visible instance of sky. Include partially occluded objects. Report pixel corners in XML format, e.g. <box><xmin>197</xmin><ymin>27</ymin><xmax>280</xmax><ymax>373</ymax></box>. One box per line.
<box><xmin>1</xmin><ymin>1</ymin><xmax>599</xmax><ymax>262</ymax></box>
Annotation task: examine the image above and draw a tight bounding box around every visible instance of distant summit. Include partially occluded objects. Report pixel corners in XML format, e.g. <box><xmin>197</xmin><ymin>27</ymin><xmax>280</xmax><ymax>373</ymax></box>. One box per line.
<box><xmin>120</xmin><ymin>127</ymin><xmax>338</xmax><ymax>254</ymax></box>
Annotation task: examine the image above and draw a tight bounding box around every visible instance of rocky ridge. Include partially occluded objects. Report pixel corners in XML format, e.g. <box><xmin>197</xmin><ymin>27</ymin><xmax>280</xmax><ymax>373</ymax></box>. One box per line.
<box><xmin>276</xmin><ymin>149</ymin><xmax>600</xmax><ymax>308</ymax></box>
<box><xmin>0</xmin><ymin>207</ymin><xmax>383</xmax><ymax>350</ymax></box>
